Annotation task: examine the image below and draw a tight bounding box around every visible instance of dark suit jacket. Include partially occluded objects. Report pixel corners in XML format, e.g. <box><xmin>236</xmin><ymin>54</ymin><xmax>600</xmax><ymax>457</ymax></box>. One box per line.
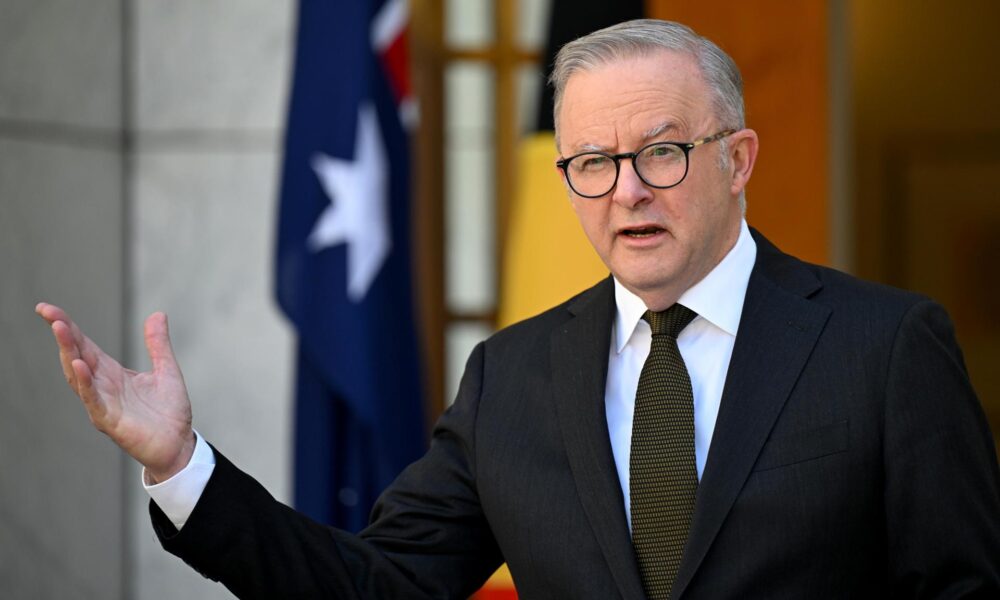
<box><xmin>153</xmin><ymin>230</ymin><xmax>1000</xmax><ymax>599</ymax></box>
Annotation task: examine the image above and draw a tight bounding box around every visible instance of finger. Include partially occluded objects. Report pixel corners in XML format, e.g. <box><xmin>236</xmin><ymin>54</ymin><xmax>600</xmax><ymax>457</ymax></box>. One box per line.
<box><xmin>38</xmin><ymin>303</ymin><xmax>85</xmax><ymax>354</ymax></box>
<box><xmin>68</xmin><ymin>318</ymin><xmax>90</xmax><ymax>346</ymax></box>
<box><xmin>75</xmin><ymin>327</ymin><xmax>101</xmax><ymax>371</ymax></box>
<box><xmin>36</xmin><ymin>302</ymin><xmax>71</xmax><ymax>326</ymax></box>
<box><xmin>38</xmin><ymin>303</ymin><xmax>105</xmax><ymax>371</ymax></box>
<box><xmin>72</xmin><ymin>358</ymin><xmax>108</xmax><ymax>426</ymax></box>
<box><xmin>52</xmin><ymin>320</ymin><xmax>100</xmax><ymax>382</ymax></box>
<box><xmin>52</xmin><ymin>320</ymin><xmax>82</xmax><ymax>388</ymax></box>
<box><xmin>144</xmin><ymin>312</ymin><xmax>180</xmax><ymax>376</ymax></box>
<box><xmin>39</xmin><ymin>303</ymin><xmax>87</xmax><ymax>350</ymax></box>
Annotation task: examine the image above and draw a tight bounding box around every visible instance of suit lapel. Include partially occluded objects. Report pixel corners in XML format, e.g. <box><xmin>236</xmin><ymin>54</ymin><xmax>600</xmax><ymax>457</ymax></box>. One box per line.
<box><xmin>551</xmin><ymin>278</ymin><xmax>646</xmax><ymax>600</ymax></box>
<box><xmin>671</xmin><ymin>232</ymin><xmax>831</xmax><ymax>599</ymax></box>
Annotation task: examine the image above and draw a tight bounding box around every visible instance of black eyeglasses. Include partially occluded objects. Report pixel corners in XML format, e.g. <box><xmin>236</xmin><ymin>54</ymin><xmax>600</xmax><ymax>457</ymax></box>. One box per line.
<box><xmin>555</xmin><ymin>129</ymin><xmax>736</xmax><ymax>198</ymax></box>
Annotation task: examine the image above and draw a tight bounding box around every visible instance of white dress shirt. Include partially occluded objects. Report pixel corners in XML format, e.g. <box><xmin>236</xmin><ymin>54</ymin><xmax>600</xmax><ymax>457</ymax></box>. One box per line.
<box><xmin>605</xmin><ymin>220</ymin><xmax>756</xmax><ymax>527</ymax></box>
<box><xmin>147</xmin><ymin>220</ymin><xmax>757</xmax><ymax>532</ymax></box>
<box><xmin>144</xmin><ymin>429</ymin><xmax>216</xmax><ymax>530</ymax></box>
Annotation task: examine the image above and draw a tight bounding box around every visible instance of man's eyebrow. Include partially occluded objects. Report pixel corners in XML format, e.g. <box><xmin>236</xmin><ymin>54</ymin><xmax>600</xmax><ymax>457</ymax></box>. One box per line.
<box><xmin>570</xmin><ymin>121</ymin><xmax>680</xmax><ymax>153</ymax></box>
<box><xmin>641</xmin><ymin>121</ymin><xmax>680</xmax><ymax>141</ymax></box>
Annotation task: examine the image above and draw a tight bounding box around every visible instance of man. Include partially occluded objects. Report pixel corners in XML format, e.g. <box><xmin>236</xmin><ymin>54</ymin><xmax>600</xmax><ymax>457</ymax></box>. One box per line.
<box><xmin>36</xmin><ymin>19</ymin><xmax>1000</xmax><ymax>599</ymax></box>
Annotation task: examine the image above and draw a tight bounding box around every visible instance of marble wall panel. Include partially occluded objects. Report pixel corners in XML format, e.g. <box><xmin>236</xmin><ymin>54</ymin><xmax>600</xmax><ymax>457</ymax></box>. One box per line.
<box><xmin>445</xmin><ymin>142</ymin><xmax>496</xmax><ymax>313</ymax></box>
<box><xmin>133</xmin><ymin>0</ymin><xmax>294</xmax><ymax>132</ymax></box>
<box><xmin>129</xmin><ymin>147</ymin><xmax>293</xmax><ymax>599</ymax></box>
<box><xmin>518</xmin><ymin>0</ymin><xmax>551</xmax><ymax>50</ymax></box>
<box><xmin>0</xmin><ymin>138</ymin><xmax>125</xmax><ymax>599</ymax></box>
<box><xmin>0</xmin><ymin>0</ymin><xmax>121</xmax><ymax>128</ymax></box>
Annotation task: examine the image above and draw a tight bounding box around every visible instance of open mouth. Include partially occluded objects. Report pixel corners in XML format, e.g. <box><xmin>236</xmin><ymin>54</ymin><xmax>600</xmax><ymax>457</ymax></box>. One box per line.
<box><xmin>620</xmin><ymin>226</ymin><xmax>664</xmax><ymax>238</ymax></box>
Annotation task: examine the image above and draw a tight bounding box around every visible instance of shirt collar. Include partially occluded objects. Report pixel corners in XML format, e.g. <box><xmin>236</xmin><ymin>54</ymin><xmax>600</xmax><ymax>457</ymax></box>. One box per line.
<box><xmin>613</xmin><ymin>219</ymin><xmax>757</xmax><ymax>353</ymax></box>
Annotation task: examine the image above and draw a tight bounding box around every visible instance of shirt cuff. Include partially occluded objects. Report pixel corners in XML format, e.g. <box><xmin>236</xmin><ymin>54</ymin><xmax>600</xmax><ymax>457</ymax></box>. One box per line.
<box><xmin>142</xmin><ymin>430</ymin><xmax>216</xmax><ymax>531</ymax></box>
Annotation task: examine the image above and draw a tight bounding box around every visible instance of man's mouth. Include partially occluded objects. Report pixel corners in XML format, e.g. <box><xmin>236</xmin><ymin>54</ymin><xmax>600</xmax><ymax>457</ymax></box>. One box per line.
<box><xmin>620</xmin><ymin>226</ymin><xmax>665</xmax><ymax>238</ymax></box>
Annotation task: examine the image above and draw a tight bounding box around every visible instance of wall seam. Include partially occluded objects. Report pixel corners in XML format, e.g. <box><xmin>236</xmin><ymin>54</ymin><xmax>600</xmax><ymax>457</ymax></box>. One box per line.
<box><xmin>119</xmin><ymin>0</ymin><xmax>136</xmax><ymax>597</ymax></box>
<box><xmin>828</xmin><ymin>0</ymin><xmax>854</xmax><ymax>273</ymax></box>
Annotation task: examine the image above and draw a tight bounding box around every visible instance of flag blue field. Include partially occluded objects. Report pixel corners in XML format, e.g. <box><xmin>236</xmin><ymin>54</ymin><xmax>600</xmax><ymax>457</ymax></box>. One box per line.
<box><xmin>275</xmin><ymin>0</ymin><xmax>425</xmax><ymax>532</ymax></box>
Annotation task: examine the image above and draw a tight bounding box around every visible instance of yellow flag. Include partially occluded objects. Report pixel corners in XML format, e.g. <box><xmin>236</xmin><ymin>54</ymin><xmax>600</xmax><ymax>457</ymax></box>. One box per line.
<box><xmin>474</xmin><ymin>563</ymin><xmax>517</xmax><ymax>599</ymax></box>
<box><xmin>498</xmin><ymin>133</ymin><xmax>609</xmax><ymax>328</ymax></box>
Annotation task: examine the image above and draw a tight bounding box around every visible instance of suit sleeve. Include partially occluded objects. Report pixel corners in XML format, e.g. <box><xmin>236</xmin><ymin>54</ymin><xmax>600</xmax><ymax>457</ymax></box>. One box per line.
<box><xmin>882</xmin><ymin>300</ymin><xmax>1000</xmax><ymax>597</ymax></box>
<box><xmin>151</xmin><ymin>342</ymin><xmax>503</xmax><ymax>599</ymax></box>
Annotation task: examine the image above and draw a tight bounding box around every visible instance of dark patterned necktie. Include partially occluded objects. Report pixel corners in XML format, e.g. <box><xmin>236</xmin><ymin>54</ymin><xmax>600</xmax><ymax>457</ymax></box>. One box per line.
<box><xmin>630</xmin><ymin>304</ymin><xmax>698</xmax><ymax>600</ymax></box>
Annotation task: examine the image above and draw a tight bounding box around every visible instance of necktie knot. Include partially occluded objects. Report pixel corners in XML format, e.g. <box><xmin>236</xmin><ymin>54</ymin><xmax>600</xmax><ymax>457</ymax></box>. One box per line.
<box><xmin>644</xmin><ymin>304</ymin><xmax>697</xmax><ymax>338</ymax></box>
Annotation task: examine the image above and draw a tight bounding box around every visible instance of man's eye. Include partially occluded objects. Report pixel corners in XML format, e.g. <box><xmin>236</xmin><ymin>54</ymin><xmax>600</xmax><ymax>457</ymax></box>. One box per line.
<box><xmin>576</xmin><ymin>155</ymin><xmax>610</xmax><ymax>171</ymax></box>
<box><xmin>646</xmin><ymin>144</ymin><xmax>680</xmax><ymax>159</ymax></box>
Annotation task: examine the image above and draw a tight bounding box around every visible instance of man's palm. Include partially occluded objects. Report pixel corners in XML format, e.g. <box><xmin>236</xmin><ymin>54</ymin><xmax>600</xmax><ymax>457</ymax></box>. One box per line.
<box><xmin>36</xmin><ymin>303</ymin><xmax>196</xmax><ymax>481</ymax></box>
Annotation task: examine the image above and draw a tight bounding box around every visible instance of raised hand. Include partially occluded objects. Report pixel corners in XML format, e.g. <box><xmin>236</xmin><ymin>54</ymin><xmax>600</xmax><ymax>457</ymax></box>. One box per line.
<box><xmin>35</xmin><ymin>303</ymin><xmax>196</xmax><ymax>483</ymax></box>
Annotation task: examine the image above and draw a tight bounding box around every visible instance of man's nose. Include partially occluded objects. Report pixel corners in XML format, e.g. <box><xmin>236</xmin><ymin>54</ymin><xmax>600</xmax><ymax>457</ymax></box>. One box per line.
<box><xmin>610</xmin><ymin>158</ymin><xmax>653</xmax><ymax>208</ymax></box>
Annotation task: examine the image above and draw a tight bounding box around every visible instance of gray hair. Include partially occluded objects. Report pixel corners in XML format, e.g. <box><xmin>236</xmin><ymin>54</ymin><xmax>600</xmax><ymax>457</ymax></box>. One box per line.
<box><xmin>551</xmin><ymin>19</ymin><xmax>744</xmax><ymax>132</ymax></box>
<box><xmin>550</xmin><ymin>19</ymin><xmax>747</xmax><ymax>211</ymax></box>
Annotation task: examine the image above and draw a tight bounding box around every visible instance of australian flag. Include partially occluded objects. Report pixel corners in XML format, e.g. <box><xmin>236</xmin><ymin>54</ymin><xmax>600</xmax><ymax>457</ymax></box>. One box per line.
<box><xmin>275</xmin><ymin>0</ymin><xmax>426</xmax><ymax>532</ymax></box>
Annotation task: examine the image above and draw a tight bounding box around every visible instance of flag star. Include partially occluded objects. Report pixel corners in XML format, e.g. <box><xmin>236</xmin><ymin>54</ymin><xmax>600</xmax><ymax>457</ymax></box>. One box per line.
<box><xmin>308</xmin><ymin>103</ymin><xmax>392</xmax><ymax>302</ymax></box>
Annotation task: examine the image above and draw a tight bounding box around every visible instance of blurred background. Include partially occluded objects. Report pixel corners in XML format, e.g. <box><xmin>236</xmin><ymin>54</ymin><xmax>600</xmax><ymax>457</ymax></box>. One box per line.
<box><xmin>1</xmin><ymin>0</ymin><xmax>998</xmax><ymax>598</ymax></box>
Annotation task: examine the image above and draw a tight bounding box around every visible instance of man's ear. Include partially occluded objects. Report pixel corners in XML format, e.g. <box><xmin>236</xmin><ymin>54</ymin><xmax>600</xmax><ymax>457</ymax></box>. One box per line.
<box><xmin>728</xmin><ymin>129</ymin><xmax>759</xmax><ymax>196</ymax></box>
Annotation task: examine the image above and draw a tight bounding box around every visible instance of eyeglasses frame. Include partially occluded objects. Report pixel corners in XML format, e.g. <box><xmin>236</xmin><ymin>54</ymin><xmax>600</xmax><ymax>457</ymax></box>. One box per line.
<box><xmin>555</xmin><ymin>129</ymin><xmax>737</xmax><ymax>198</ymax></box>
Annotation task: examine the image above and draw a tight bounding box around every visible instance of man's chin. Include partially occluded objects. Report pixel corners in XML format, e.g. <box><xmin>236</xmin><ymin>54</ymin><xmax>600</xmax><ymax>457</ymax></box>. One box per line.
<box><xmin>614</xmin><ymin>270</ymin><xmax>688</xmax><ymax>308</ymax></box>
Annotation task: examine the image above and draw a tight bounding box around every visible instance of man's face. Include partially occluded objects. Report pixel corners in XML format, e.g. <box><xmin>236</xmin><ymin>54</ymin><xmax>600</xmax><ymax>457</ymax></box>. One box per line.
<box><xmin>557</xmin><ymin>51</ymin><xmax>752</xmax><ymax>309</ymax></box>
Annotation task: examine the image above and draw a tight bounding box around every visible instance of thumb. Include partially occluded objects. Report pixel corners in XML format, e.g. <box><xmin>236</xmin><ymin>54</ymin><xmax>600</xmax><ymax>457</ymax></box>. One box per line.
<box><xmin>144</xmin><ymin>312</ymin><xmax>180</xmax><ymax>375</ymax></box>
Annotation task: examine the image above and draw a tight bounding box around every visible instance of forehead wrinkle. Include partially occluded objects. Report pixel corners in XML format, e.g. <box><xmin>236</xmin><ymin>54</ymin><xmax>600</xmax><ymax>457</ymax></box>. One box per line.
<box><xmin>566</xmin><ymin>129</ymin><xmax>620</xmax><ymax>154</ymax></box>
<box><xmin>573</xmin><ymin>120</ymin><xmax>682</xmax><ymax>155</ymax></box>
